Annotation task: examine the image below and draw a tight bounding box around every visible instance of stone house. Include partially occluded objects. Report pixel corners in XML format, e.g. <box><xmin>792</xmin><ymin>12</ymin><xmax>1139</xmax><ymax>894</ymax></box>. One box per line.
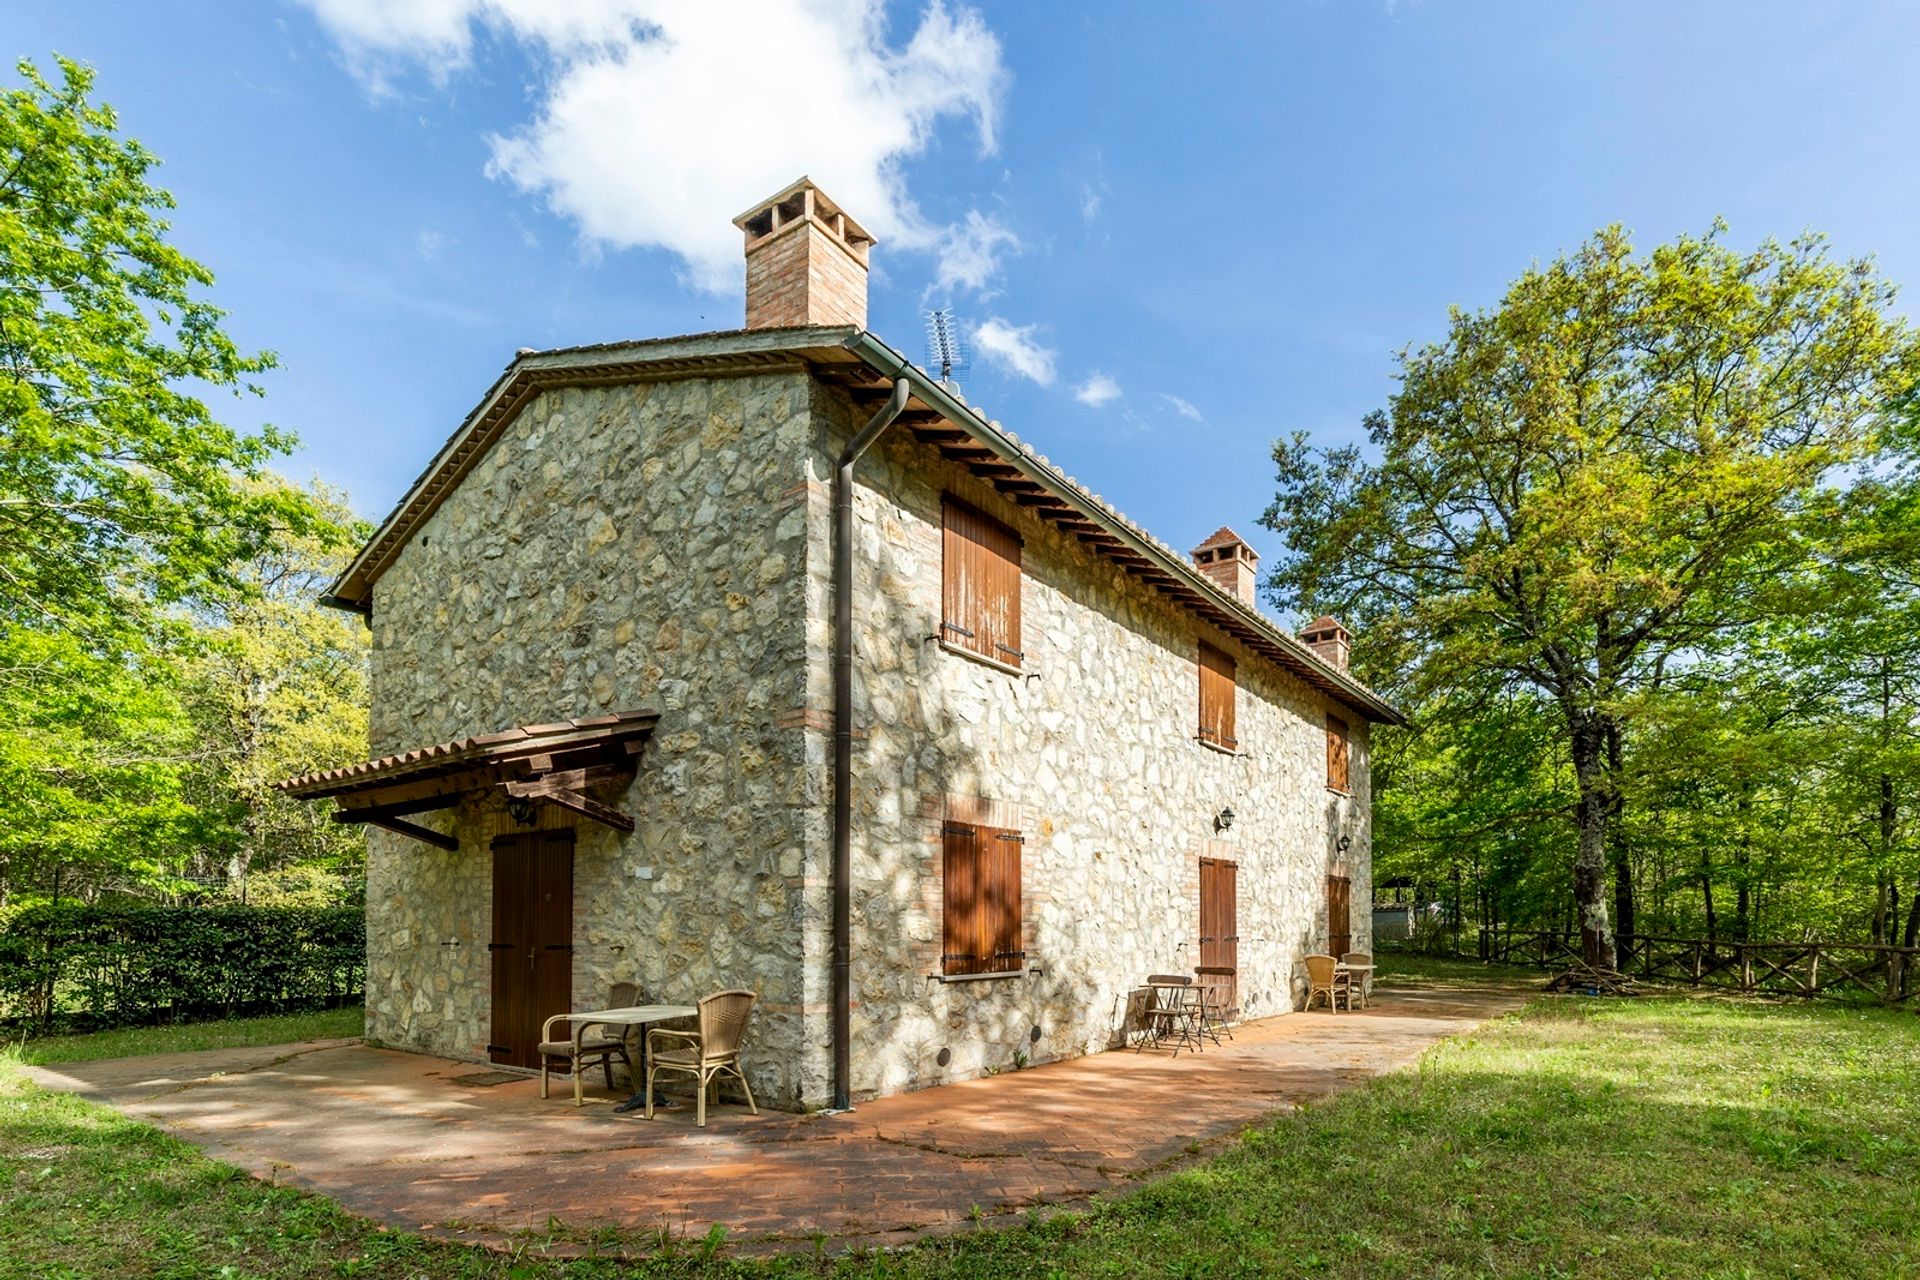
<box><xmin>281</xmin><ymin>178</ymin><xmax>1402</xmax><ymax>1110</ymax></box>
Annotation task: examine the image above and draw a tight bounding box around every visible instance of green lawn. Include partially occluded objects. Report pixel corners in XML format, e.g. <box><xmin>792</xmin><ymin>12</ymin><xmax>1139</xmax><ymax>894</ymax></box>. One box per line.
<box><xmin>13</xmin><ymin>1006</ymin><xmax>364</xmax><ymax>1066</ymax></box>
<box><xmin>3</xmin><ymin>984</ymin><xmax>1917</xmax><ymax>1278</ymax></box>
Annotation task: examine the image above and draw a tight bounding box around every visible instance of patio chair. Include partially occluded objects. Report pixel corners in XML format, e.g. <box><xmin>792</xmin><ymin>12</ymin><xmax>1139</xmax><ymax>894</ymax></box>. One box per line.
<box><xmin>1305</xmin><ymin>954</ymin><xmax>1349</xmax><ymax>1012</ymax></box>
<box><xmin>539</xmin><ymin>981</ymin><xmax>641</xmax><ymax>1107</ymax></box>
<box><xmin>1194</xmin><ymin>965</ymin><xmax>1237</xmax><ymax>1043</ymax></box>
<box><xmin>1341</xmin><ymin>952</ymin><xmax>1374</xmax><ymax>1008</ymax></box>
<box><xmin>644</xmin><ymin>989</ymin><xmax>759</xmax><ymax>1128</ymax></box>
<box><xmin>1139</xmin><ymin>974</ymin><xmax>1204</xmax><ymax>1055</ymax></box>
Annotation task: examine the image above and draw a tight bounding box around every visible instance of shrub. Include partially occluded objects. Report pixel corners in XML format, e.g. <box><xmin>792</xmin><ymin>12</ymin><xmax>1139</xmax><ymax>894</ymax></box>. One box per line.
<box><xmin>0</xmin><ymin>904</ymin><xmax>364</xmax><ymax>1033</ymax></box>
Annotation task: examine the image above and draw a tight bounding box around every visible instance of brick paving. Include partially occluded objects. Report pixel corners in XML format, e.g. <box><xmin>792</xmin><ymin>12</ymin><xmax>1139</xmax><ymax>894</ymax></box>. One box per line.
<box><xmin>28</xmin><ymin>982</ymin><xmax>1527</xmax><ymax>1252</ymax></box>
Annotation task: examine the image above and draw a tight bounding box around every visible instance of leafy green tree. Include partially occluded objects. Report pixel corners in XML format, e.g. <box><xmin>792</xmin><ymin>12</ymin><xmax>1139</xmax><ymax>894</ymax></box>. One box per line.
<box><xmin>0</xmin><ymin>56</ymin><xmax>317</xmax><ymax>649</ymax></box>
<box><xmin>1265</xmin><ymin>225</ymin><xmax>1920</xmax><ymax>968</ymax></box>
<box><xmin>177</xmin><ymin>480</ymin><xmax>370</xmax><ymax>902</ymax></box>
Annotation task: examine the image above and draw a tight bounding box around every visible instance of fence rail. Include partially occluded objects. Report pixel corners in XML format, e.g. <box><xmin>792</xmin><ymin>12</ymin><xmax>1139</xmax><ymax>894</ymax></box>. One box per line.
<box><xmin>1475</xmin><ymin>929</ymin><xmax>1919</xmax><ymax>1005</ymax></box>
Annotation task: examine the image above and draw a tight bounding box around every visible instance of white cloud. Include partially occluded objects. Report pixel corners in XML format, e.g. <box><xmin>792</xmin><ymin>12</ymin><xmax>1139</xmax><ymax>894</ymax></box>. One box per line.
<box><xmin>1073</xmin><ymin>372</ymin><xmax>1122</xmax><ymax>407</ymax></box>
<box><xmin>301</xmin><ymin>0</ymin><xmax>1013</xmax><ymax>293</ymax></box>
<box><xmin>1160</xmin><ymin>393</ymin><xmax>1204</xmax><ymax>422</ymax></box>
<box><xmin>974</xmin><ymin>317</ymin><xmax>1056</xmax><ymax>386</ymax></box>
<box><xmin>415</xmin><ymin>229</ymin><xmax>448</xmax><ymax>258</ymax></box>
<box><xmin>1080</xmin><ymin>182</ymin><xmax>1103</xmax><ymax>223</ymax></box>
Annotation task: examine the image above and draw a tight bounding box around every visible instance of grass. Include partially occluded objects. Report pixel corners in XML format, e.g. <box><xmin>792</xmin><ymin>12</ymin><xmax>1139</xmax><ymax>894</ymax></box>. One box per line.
<box><xmin>3</xmin><ymin>986</ymin><xmax>1918</xmax><ymax>1278</ymax></box>
<box><xmin>12</xmin><ymin>1006</ymin><xmax>363</xmax><ymax>1066</ymax></box>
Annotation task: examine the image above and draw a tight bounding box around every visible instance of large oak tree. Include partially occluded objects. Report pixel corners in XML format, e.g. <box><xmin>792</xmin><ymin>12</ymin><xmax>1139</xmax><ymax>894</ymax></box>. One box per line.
<box><xmin>1263</xmin><ymin>225</ymin><xmax>1919</xmax><ymax>969</ymax></box>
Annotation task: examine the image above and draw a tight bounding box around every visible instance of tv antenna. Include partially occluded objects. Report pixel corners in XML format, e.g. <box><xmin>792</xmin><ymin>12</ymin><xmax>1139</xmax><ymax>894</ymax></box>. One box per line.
<box><xmin>923</xmin><ymin>308</ymin><xmax>969</xmax><ymax>385</ymax></box>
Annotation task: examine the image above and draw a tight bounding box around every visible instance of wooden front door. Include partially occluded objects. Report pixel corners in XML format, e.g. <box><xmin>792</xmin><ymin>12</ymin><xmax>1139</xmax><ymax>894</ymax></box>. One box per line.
<box><xmin>1327</xmin><ymin>873</ymin><xmax>1353</xmax><ymax>957</ymax></box>
<box><xmin>489</xmin><ymin>829</ymin><xmax>574</xmax><ymax>1068</ymax></box>
<box><xmin>1199</xmin><ymin>857</ymin><xmax>1238</xmax><ymax>1013</ymax></box>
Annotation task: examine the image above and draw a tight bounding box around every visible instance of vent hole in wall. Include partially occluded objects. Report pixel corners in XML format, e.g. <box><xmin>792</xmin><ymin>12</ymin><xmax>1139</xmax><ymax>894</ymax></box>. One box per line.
<box><xmin>936</xmin><ymin>1047</ymin><xmax>952</xmax><ymax>1068</ymax></box>
<box><xmin>1030</xmin><ymin>1025</ymin><xmax>1042</xmax><ymax>1043</ymax></box>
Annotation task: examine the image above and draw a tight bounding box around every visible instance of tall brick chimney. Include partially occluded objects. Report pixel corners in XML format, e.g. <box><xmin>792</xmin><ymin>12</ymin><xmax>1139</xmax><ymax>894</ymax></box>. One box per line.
<box><xmin>1300</xmin><ymin>615</ymin><xmax>1352</xmax><ymax>672</ymax></box>
<box><xmin>1191</xmin><ymin>527</ymin><xmax>1259</xmax><ymax>607</ymax></box>
<box><xmin>732</xmin><ymin>177</ymin><xmax>873</xmax><ymax>330</ymax></box>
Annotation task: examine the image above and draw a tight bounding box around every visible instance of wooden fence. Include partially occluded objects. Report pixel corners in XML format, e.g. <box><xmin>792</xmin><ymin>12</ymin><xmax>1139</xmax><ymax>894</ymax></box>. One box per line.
<box><xmin>1476</xmin><ymin>929</ymin><xmax>1920</xmax><ymax>1005</ymax></box>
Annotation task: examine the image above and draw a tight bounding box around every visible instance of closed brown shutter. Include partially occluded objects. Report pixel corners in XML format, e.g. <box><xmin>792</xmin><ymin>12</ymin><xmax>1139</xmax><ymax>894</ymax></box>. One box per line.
<box><xmin>1327</xmin><ymin>714</ymin><xmax>1350</xmax><ymax>791</ymax></box>
<box><xmin>1327</xmin><ymin>873</ymin><xmax>1352</xmax><ymax>957</ymax></box>
<box><xmin>942</xmin><ymin>496</ymin><xmax>1023</xmax><ymax>668</ymax></box>
<box><xmin>941</xmin><ymin>820</ymin><xmax>1024</xmax><ymax>976</ymax></box>
<box><xmin>1198</xmin><ymin>641</ymin><xmax>1237</xmax><ymax>749</ymax></box>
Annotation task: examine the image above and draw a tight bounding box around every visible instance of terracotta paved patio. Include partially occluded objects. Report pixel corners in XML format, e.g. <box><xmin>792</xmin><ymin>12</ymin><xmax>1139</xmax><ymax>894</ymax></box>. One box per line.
<box><xmin>29</xmin><ymin>981</ymin><xmax>1527</xmax><ymax>1253</ymax></box>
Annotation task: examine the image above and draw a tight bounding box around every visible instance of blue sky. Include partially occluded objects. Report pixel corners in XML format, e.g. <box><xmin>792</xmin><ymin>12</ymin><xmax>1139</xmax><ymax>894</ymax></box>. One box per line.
<box><xmin>11</xmin><ymin>2</ymin><xmax>1920</xmax><ymax>610</ymax></box>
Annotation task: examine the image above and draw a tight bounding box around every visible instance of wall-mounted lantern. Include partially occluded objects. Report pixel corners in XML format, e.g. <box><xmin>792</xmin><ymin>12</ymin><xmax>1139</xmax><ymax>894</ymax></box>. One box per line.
<box><xmin>1214</xmin><ymin>806</ymin><xmax>1235</xmax><ymax>833</ymax></box>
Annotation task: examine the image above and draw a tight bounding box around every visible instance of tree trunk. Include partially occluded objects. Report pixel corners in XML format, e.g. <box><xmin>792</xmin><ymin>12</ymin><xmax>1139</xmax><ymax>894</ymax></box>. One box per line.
<box><xmin>1701</xmin><ymin>854</ymin><xmax>1717</xmax><ymax>947</ymax></box>
<box><xmin>1568</xmin><ymin>710</ymin><xmax>1617</xmax><ymax>969</ymax></box>
<box><xmin>1606</xmin><ymin>721</ymin><xmax>1634</xmax><ymax>966</ymax></box>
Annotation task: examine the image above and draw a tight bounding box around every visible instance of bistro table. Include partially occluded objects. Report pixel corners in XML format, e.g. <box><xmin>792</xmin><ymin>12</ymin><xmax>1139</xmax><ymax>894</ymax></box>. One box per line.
<box><xmin>541</xmin><ymin>1004</ymin><xmax>696</xmax><ymax>1109</ymax></box>
<box><xmin>1334</xmin><ymin>962</ymin><xmax>1376</xmax><ymax>1009</ymax></box>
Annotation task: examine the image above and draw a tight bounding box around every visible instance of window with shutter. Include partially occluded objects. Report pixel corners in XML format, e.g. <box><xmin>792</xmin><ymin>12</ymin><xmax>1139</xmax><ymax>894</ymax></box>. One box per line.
<box><xmin>941</xmin><ymin>820</ymin><xmax>1025</xmax><ymax>976</ymax></box>
<box><xmin>1327</xmin><ymin>714</ymin><xmax>1350</xmax><ymax>792</ymax></box>
<box><xmin>1197</xmin><ymin>641</ymin><xmax>1237</xmax><ymax>750</ymax></box>
<box><xmin>941</xmin><ymin>496</ymin><xmax>1023</xmax><ymax>669</ymax></box>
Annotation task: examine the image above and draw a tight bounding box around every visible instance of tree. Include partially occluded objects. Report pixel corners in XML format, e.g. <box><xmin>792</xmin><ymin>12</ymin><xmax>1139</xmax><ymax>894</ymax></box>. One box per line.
<box><xmin>1264</xmin><ymin>225</ymin><xmax>1920</xmax><ymax>969</ymax></box>
<box><xmin>0</xmin><ymin>56</ymin><xmax>318</xmax><ymax>650</ymax></box>
<box><xmin>176</xmin><ymin>480</ymin><xmax>370</xmax><ymax>902</ymax></box>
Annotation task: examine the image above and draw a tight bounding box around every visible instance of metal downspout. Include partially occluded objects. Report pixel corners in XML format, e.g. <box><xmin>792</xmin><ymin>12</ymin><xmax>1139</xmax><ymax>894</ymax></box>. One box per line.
<box><xmin>832</xmin><ymin>373</ymin><xmax>911</xmax><ymax>1111</ymax></box>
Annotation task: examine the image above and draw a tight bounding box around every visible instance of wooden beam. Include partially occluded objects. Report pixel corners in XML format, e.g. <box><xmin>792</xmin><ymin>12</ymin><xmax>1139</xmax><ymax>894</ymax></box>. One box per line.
<box><xmin>361</xmin><ymin>815</ymin><xmax>458</xmax><ymax>851</ymax></box>
<box><xmin>332</xmin><ymin>793</ymin><xmax>461</xmax><ymax>824</ymax></box>
<box><xmin>533</xmin><ymin>788</ymin><xmax>635</xmax><ymax>834</ymax></box>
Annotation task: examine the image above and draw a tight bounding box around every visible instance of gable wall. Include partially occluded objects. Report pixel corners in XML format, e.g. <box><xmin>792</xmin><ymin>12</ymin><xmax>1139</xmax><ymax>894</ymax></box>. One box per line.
<box><xmin>361</xmin><ymin>371</ymin><xmax>828</xmax><ymax>1105</ymax></box>
<box><xmin>804</xmin><ymin>401</ymin><xmax>1373</xmax><ymax>1099</ymax></box>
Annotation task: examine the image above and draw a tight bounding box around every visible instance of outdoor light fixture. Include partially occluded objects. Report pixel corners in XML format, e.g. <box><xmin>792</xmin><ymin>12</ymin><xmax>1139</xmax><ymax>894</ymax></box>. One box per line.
<box><xmin>508</xmin><ymin>796</ymin><xmax>537</xmax><ymax>826</ymax></box>
<box><xmin>1336</xmin><ymin>834</ymin><xmax>1353</xmax><ymax>853</ymax></box>
<box><xmin>1215</xmin><ymin>806</ymin><xmax>1235</xmax><ymax>833</ymax></box>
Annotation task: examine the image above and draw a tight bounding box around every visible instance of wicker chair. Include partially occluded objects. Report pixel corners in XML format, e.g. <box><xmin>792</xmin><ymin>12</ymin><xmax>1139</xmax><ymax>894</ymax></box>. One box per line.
<box><xmin>644</xmin><ymin>989</ymin><xmax>759</xmax><ymax>1127</ymax></box>
<box><xmin>1305</xmin><ymin>954</ymin><xmax>1348</xmax><ymax>1012</ymax></box>
<box><xmin>1341</xmin><ymin>951</ymin><xmax>1374</xmax><ymax>1008</ymax></box>
<box><xmin>539</xmin><ymin>981</ymin><xmax>641</xmax><ymax>1107</ymax></box>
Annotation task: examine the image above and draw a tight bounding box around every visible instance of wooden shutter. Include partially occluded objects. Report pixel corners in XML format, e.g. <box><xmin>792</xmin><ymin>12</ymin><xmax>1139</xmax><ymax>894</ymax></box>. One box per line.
<box><xmin>942</xmin><ymin>497</ymin><xmax>1023</xmax><ymax>668</ymax></box>
<box><xmin>1327</xmin><ymin>874</ymin><xmax>1352</xmax><ymax>957</ymax></box>
<box><xmin>1327</xmin><ymin>714</ymin><xmax>1350</xmax><ymax>791</ymax></box>
<box><xmin>1198</xmin><ymin>641</ymin><xmax>1237</xmax><ymax>749</ymax></box>
<box><xmin>941</xmin><ymin>821</ymin><xmax>1024</xmax><ymax>976</ymax></box>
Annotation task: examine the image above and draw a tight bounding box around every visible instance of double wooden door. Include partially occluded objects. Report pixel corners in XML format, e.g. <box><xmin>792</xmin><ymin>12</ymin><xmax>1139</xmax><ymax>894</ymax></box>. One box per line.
<box><xmin>1198</xmin><ymin>857</ymin><xmax>1239</xmax><ymax>1013</ymax></box>
<box><xmin>489</xmin><ymin>829</ymin><xmax>574</xmax><ymax>1068</ymax></box>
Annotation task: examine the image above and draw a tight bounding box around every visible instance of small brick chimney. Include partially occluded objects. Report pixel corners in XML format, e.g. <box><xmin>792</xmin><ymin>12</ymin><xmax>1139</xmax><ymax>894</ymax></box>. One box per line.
<box><xmin>1191</xmin><ymin>527</ymin><xmax>1259</xmax><ymax>607</ymax></box>
<box><xmin>732</xmin><ymin>177</ymin><xmax>873</xmax><ymax>330</ymax></box>
<box><xmin>1300</xmin><ymin>614</ymin><xmax>1352</xmax><ymax>672</ymax></box>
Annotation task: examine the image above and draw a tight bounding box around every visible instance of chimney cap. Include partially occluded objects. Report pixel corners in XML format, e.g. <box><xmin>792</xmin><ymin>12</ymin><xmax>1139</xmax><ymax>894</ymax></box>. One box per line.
<box><xmin>1301</xmin><ymin>615</ymin><xmax>1351</xmax><ymax>640</ymax></box>
<box><xmin>1192</xmin><ymin>526</ymin><xmax>1256</xmax><ymax>555</ymax></box>
<box><xmin>732</xmin><ymin>176</ymin><xmax>874</xmax><ymax>248</ymax></box>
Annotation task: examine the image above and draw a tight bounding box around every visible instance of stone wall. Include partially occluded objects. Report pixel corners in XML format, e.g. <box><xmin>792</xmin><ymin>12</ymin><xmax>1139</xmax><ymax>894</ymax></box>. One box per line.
<box><xmin>801</xmin><ymin>402</ymin><xmax>1373</xmax><ymax>1099</ymax></box>
<box><xmin>363</xmin><ymin>370</ymin><xmax>828</xmax><ymax>1107</ymax></box>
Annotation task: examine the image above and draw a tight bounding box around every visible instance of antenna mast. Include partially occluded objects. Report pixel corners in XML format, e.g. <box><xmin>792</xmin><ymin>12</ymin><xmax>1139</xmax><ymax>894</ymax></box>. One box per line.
<box><xmin>923</xmin><ymin>308</ymin><xmax>969</xmax><ymax>386</ymax></box>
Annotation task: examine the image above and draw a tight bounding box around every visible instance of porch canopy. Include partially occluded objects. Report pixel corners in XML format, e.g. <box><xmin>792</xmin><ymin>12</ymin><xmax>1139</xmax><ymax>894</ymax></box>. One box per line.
<box><xmin>277</xmin><ymin>710</ymin><xmax>658</xmax><ymax>850</ymax></box>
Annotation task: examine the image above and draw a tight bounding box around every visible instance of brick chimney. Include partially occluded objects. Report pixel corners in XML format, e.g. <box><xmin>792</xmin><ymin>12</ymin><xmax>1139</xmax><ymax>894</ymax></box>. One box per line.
<box><xmin>1300</xmin><ymin>615</ymin><xmax>1352</xmax><ymax>672</ymax></box>
<box><xmin>732</xmin><ymin>177</ymin><xmax>873</xmax><ymax>330</ymax></box>
<box><xmin>1191</xmin><ymin>528</ymin><xmax>1259</xmax><ymax>607</ymax></box>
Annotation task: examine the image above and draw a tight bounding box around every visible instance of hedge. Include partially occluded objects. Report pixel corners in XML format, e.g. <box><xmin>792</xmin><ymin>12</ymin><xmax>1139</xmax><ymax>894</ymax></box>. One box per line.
<box><xmin>0</xmin><ymin>904</ymin><xmax>364</xmax><ymax>1033</ymax></box>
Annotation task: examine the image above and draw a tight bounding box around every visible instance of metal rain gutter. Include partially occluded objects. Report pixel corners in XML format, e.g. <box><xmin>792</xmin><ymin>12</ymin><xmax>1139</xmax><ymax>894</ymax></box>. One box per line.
<box><xmin>830</xmin><ymin>368</ymin><xmax>911</xmax><ymax>1112</ymax></box>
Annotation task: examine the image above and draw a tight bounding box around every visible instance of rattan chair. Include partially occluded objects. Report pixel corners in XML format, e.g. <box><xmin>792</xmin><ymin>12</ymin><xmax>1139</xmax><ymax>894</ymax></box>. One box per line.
<box><xmin>1305</xmin><ymin>954</ymin><xmax>1348</xmax><ymax>1012</ymax></box>
<box><xmin>644</xmin><ymin>989</ymin><xmax>759</xmax><ymax>1127</ymax></box>
<box><xmin>540</xmin><ymin>981</ymin><xmax>641</xmax><ymax>1106</ymax></box>
<box><xmin>1341</xmin><ymin>951</ymin><xmax>1374</xmax><ymax>1008</ymax></box>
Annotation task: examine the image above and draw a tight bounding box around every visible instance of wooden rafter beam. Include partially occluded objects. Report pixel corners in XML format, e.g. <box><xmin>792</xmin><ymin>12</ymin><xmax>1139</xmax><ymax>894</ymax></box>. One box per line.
<box><xmin>361</xmin><ymin>815</ymin><xmax>458</xmax><ymax>851</ymax></box>
<box><xmin>333</xmin><ymin>793</ymin><xmax>461</xmax><ymax>824</ymax></box>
